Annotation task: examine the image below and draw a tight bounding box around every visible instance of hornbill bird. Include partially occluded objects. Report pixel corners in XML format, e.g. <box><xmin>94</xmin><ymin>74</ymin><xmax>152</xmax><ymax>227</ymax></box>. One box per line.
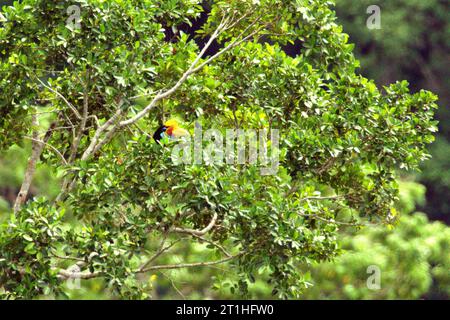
<box><xmin>153</xmin><ymin>119</ymin><xmax>189</xmax><ymax>143</ymax></box>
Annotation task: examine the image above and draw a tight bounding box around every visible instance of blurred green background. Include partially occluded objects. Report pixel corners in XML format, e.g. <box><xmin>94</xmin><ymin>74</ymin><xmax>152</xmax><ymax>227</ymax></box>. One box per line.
<box><xmin>0</xmin><ymin>0</ymin><xmax>448</xmax><ymax>299</ymax></box>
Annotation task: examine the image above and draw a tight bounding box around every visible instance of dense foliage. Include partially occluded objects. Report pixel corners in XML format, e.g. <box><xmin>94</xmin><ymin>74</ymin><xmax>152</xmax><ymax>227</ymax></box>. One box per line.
<box><xmin>335</xmin><ymin>0</ymin><xmax>450</xmax><ymax>221</ymax></box>
<box><xmin>0</xmin><ymin>0</ymin><xmax>439</xmax><ymax>299</ymax></box>
<box><xmin>302</xmin><ymin>182</ymin><xmax>449</xmax><ymax>299</ymax></box>
<box><xmin>141</xmin><ymin>182</ymin><xmax>449</xmax><ymax>299</ymax></box>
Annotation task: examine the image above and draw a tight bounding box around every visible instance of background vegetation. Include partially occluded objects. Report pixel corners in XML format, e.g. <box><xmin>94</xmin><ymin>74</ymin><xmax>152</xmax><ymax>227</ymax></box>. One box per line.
<box><xmin>0</xmin><ymin>0</ymin><xmax>448</xmax><ymax>299</ymax></box>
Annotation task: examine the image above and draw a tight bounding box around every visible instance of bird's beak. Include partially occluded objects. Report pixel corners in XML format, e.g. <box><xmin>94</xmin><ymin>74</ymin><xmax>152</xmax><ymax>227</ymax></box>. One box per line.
<box><xmin>171</xmin><ymin>127</ymin><xmax>190</xmax><ymax>138</ymax></box>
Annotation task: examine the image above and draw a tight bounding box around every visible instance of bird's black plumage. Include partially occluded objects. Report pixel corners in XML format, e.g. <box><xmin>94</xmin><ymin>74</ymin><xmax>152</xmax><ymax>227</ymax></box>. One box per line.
<box><xmin>153</xmin><ymin>125</ymin><xmax>167</xmax><ymax>143</ymax></box>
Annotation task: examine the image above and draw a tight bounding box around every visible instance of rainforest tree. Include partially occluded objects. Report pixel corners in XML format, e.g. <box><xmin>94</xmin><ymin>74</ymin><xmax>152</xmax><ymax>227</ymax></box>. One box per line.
<box><xmin>0</xmin><ymin>0</ymin><xmax>438</xmax><ymax>299</ymax></box>
<box><xmin>300</xmin><ymin>181</ymin><xmax>450</xmax><ymax>300</ymax></box>
<box><xmin>335</xmin><ymin>0</ymin><xmax>450</xmax><ymax>222</ymax></box>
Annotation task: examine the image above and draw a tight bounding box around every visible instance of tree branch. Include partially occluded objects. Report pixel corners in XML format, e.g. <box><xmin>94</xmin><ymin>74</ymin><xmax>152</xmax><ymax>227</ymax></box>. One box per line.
<box><xmin>23</xmin><ymin>136</ymin><xmax>68</xmax><ymax>165</ymax></box>
<box><xmin>138</xmin><ymin>252</ymin><xmax>243</xmax><ymax>273</ymax></box>
<box><xmin>13</xmin><ymin>115</ymin><xmax>57</xmax><ymax>213</ymax></box>
<box><xmin>119</xmin><ymin>11</ymin><xmax>260</xmax><ymax>127</ymax></box>
<box><xmin>138</xmin><ymin>237</ymin><xmax>182</xmax><ymax>272</ymax></box>
<box><xmin>68</xmin><ymin>72</ymin><xmax>90</xmax><ymax>163</ymax></box>
<box><xmin>189</xmin><ymin>17</ymin><xmax>265</xmax><ymax>75</ymax></box>
<box><xmin>191</xmin><ymin>234</ymin><xmax>232</xmax><ymax>258</ymax></box>
<box><xmin>81</xmin><ymin>106</ymin><xmax>123</xmax><ymax>161</ymax></box>
<box><xmin>299</xmin><ymin>195</ymin><xmax>346</xmax><ymax>202</ymax></box>
<box><xmin>297</xmin><ymin>211</ymin><xmax>363</xmax><ymax>227</ymax></box>
<box><xmin>58</xmin><ymin>269</ymin><xmax>101</xmax><ymax>280</ymax></box>
<box><xmin>91</xmin><ymin>120</ymin><xmax>122</xmax><ymax>156</ymax></box>
<box><xmin>35</xmin><ymin>77</ymin><xmax>82</xmax><ymax>120</ymax></box>
<box><xmin>57</xmin><ymin>250</ymin><xmax>243</xmax><ymax>280</ymax></box>
<box><xmin>171</xmin><ymin>212</ymin><xmax>218</xmax><ymax>236</ymax></box>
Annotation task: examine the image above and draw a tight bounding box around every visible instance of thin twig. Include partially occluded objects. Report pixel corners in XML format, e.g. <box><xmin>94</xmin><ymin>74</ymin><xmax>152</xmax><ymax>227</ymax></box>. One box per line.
<box><xmin>191</xmin><ymin>234</ymin><xmax>232</xmax><ymax>258</ymax></box>
<box><xmin>299</xmin><ymin>195</ymin><xmax>345</xmax><ymax>202</ymax></box>
<box><xmin>159</xmin><ymin>271</ymin><xmax>186</xmax><ymax>300</ymax></box>
<box><xmin>23</xmin><ymin>136</ymin><xmax>68</xmax><ymax>165</ymax></box>
<box><xmin>297</xmin><ymin>212</ymin><xmax>362</xmax><ymax>227</ymax></box>
<box><xmin>13</xmin><ymin>116</ymin><xmax>57</xmax><ymax>213</ymax></box>
<box><xmin>68</xmin><ymin>72</ymin><xmax>90</xmax><ymax>163</ymax></box>
<box><xmin>57</xmin><ymin>251</ymin><xmax>243</xmax><ymax>280</ymax></box>
<box><xmin>58</xmin><ymin>269</ymin><xmax>101</xmax><ymax>280</ymax></box>
<box><xmin>81</xmin><ymin>107</ymin><xmax>123</xmax><ymax>160</ymax></box>
<box><xmin>171</xmin><ymin>212</ymin><xmax>218</xmax><ymax>236</ymax></box>
<box><xmin>50</xmin><ymin>251</ymin><xmax>85</xmax><ymax>263</ymax></box>
<box><xmin>119</xmin><ymin>11</ymin><xmax>258</xmax><ymax>127</ymax></box>
<box><xmin>138</xmin><ymin>236</ymin><xmax>182</xmax><ymax>272</ymax></box>
<box><xmin>138</xmin><ymin>252</ymin><xmax>243</xmax><ymax>273</ymax></box>
<box><xmin>34</xmin><ymin>77</ymin><xmax>82</xmax><ymax>120</ymax></box>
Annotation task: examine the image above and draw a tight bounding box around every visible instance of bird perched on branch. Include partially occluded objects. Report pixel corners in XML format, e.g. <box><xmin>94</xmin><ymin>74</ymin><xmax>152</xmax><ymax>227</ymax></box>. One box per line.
<box><xmin>153</xmin><ymin>119</ymin><xmax>189</xmax><ymax>143</ymax></box>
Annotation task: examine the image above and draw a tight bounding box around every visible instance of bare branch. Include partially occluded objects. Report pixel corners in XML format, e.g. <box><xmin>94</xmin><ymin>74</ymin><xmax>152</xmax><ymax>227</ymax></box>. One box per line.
<box><xmin>69</xmin><ymin>73</ymin><xmax>90</xmax><ymax>163</ymax></box>
<box><xmin>138</xmin><ymin>252</ymin><xmax>243</xmax><ymax>273</ymax></box>
<box><xmin>87</xmin><ymin>115</ymin><xmax>100</xmax><ymax>127</ymax></box>
<box><xmin>190</xmin><ymin>17</ymin><xmax>265</xmax><ymax>75</ymax></box>
<box><xmin>171</xmin><ymin>212</ymin><xmax>218</xmax><ymax>236</ymax></box>
<box><xmin>23</xmin><ymin>136</ymin><xmax>68</xmax><ymax>165</ymax></box>
<box><xmin>58</xmin><ymin>269</ymin><xmax>101</xmax><ymax>280</ymax></box>
<box><xmin>299</xmin><ymin>195</ymin><xmax>345</xmax><ymax>202</ymax></box>
<box><xmin>223</xmin><ymin>9</ymin><xmax>254</xmax><ymax>31</ymax></box>
<box><xmin>81</xmin><ymin>107</ymin><xmax>123</xmax><ymax>160</ymax></box>
<box><xmin>191</xmin><ymin>234</ymin><xmax>232</xmax><ymax>258</ymax></box>
<box><xmin>119</xmin><ymin>11</ymin><xmax>259</xmax><ymax>127</ymax></box>
<box><xmin>63</xmin><ymin>113</ymin><xmax>77</xmax><ymax>141</ymax></box>
<box><xmin>57</xmin><ymin>250</ymin><xmax>242</xmax><ymax>280</ymax></box>
<box><xmin>297</xmin><ymin>211</ymin><xmax>363</xmax><ymax>227</ymax></box>
<box><xmin>90</xmin><ymin>120</ymin><xmax>122</xmax><ymax>156</ymax></box>
<box><xmin>138</xmin><ymin>238</ymin><xmax>182</xmax><ymax>272</ymax></box>
<box><xmin>159</xmin><ymin>271</ymin><xmax>186</xmax><ymax>299</ymax></box>
<box><xmin>13</xmin><ymin>116</ymin><xmax>57</xmax><ymax>213</ymax></box>
<box><xmin>316</xmin><ymin>157</ymin><xmax>338</xmax><ymax>174</ymax></box>
<box><xmin>35</xmin><ymin>77</ymin><xmax>82</xmax><ymax>120</ymax></box>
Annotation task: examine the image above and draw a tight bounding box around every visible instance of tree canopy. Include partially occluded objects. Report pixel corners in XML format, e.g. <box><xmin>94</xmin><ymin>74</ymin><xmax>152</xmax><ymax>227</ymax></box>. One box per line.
<box><xmin>335</xmin><ymin>0</ymin><xmax>450</xmax><ymax>222</ymax></box>
<box><xmin>0</xmin><ymin>0</ymin><xmax>438</xmax><ymax>299</ymax></box>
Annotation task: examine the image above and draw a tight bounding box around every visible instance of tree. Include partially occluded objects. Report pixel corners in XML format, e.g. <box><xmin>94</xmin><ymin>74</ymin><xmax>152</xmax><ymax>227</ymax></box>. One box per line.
<box><xmin>300</xmin><ymin>181</ymin><xmax>450</xmax><ymax>300</ymax></box>
<box><xmin>335</xmin><ymin>0</ymin><xmax>450</xmax><ymax>222</ymax></box>
<box><xmin>151</xmin><ymin>181</ymin><xmax>449</xmax><ymax>300</ymax></box>
<box><xmin>0</xmin><ymin>0</ymin><xmax>438</xmax><ymax>299</ymax></box>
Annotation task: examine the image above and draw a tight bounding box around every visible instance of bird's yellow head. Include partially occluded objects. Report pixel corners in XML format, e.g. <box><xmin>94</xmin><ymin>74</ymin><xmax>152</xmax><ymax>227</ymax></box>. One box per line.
<box><xmin>153</xmin><ymin>118</ymin><xmax>189</xmax><ymax>142</ymax></box>
<box><xmin>164</xmin><ymin>119</ymin><xmax>180</xmax><ymax>129</ymax></box>
<box><xmin>163</xmin><ymin>119</ymin><xmax>189</xmax><ymax>138</ymax></box>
